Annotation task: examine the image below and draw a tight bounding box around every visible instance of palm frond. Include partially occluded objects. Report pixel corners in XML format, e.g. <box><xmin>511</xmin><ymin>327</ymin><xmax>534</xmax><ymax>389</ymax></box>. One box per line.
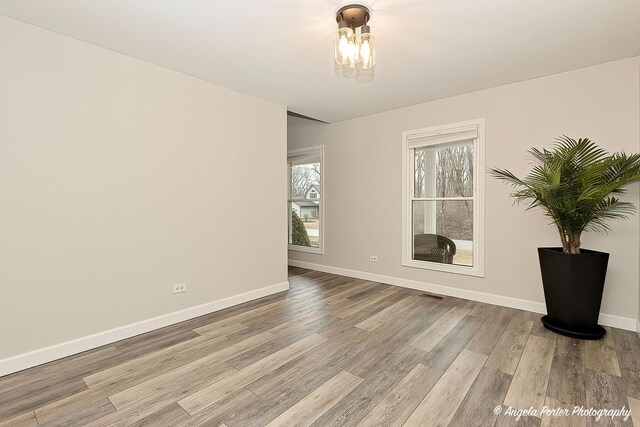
<box><xmin>489</xmin><ymin>136</ymin><xmax>640</xmax><ymax>252</ymax></box>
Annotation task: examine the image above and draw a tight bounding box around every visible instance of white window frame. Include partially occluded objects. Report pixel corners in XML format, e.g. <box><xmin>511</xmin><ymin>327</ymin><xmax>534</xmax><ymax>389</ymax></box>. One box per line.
<box><xmin>288</xmin><ymin>145</ymin><xmax>324</xmax><ymax>254</ymax></box>
<box><xmin>401</xmin><ymin>119</ymin><xmax>485</xmax><ymax>277</ymax></box>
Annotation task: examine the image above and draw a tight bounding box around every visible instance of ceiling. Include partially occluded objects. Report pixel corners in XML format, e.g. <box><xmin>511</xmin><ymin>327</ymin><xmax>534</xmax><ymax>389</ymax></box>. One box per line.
<box><xmin>1</xmin><ymin>1</ymin><xmax>639</xmax><ymax>123</ymax></box>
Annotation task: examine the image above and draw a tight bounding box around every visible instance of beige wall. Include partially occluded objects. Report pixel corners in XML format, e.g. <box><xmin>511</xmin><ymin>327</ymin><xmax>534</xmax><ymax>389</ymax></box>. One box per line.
<box><xmin>289</xmin><ymin>57</ymin><xmax>640</xmax><ymax>324</ymax></box>
<box><xmin>0</xmin><ymin>17</ymin><xmax>287</xmax><ymax>359</ymax></box>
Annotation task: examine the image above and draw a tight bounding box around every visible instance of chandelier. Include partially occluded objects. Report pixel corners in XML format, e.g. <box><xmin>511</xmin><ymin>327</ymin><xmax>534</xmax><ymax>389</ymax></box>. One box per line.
<box><xmin>334</xmin><ymin>4</ymin><xmax>375</xmax><ymax>77</ymax></box>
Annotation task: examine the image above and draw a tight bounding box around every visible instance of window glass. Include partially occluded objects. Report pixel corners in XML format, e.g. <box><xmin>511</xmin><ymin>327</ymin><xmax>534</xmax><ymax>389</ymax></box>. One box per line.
<box><xmin>405</xmin><ymin>127</ymin><xmax>480</xmax><ymax>274</ymax></box>
<box><xmin>414</xmin><ymin>141</ymin><xmax>474</xmax><ymax>198</ymax></box>
<box><xmin>288</xmin><ymin>149</ymin><xmax>322</xmax><ymax>250</ymax></box>
<box><xmin>412</xmin><ymin>200</ymin><xmax>473</xmax><ymax>266</ymax></box>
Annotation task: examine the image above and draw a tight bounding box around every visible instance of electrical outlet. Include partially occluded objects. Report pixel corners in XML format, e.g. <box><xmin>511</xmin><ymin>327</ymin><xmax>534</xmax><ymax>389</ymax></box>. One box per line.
<box><xmin>172</xmin><ymin>283</ymin><xmax>187</xmax><ymax>294</ymax></box>
<box><xmin>369</xmin><ymin>256</ymin><xmax>378</xmax><ymax>262</ymax></box>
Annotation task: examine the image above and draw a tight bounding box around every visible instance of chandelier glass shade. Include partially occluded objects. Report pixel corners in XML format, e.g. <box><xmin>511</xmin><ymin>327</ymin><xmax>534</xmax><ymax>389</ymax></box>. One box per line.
<box><xmin>334</xmin><ymin>5</ymin><xmax>375</xmax><ymax>72</ymax></box>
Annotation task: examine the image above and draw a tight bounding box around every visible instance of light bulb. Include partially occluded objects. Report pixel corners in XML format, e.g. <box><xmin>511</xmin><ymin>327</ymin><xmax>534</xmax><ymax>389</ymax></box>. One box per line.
<box><xmin>338</xmin><ymin>36</ymin><xmax>348</xmax><ymax>53</ymax></box>
<box><xmin>360</xmin><ymin>40</ymin><xmax>371</xmax><ymax>63</ymax></box>
<box><xmin>348</xmin><ymin>39</ymin><xmax>357</xmax><ymax>60</ymax></box>
<box><xmin>356</xmin><ymin>25</ymin><xmax>375</xmax><ymax>70</ymax></box>
<box><xmin>334</xmin><ymin>24</ymin><xmax>353</xmax><ymax>66</ymax></box>
<box><xmin>339</xmin><ymin>35</ymin><xmax>349</xmax><ymax>60</ymax></box>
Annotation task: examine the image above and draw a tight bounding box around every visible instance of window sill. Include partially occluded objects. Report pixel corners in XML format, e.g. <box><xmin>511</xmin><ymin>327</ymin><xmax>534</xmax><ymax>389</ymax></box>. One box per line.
<box><xmin>402</xmin><ymin>259</ymin><xmax>484</xmax><ymax>278</ymax></box>
<box><xmin>288</xmin><ymin>245</ymin><xmax>324</xmax><ymax>255</ymax></box>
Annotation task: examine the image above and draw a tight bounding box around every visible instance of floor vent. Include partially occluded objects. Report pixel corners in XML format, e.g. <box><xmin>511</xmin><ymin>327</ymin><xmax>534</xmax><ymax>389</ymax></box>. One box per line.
<box><xmin>420</xmin><ymin>293</ymin><xmax>444</xmax><ymax>300</ymax></box>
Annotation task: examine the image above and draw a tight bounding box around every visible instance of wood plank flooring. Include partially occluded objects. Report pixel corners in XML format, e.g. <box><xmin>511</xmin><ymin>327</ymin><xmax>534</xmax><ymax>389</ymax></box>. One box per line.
<box><xmin>1</xmin><ymin>267</ymin><xmax>639</xmax><ymax>426</ymax></box>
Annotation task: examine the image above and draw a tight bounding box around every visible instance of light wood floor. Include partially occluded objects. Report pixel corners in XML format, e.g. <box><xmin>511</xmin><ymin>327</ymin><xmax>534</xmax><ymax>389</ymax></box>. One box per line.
<box><xmin>1</xmin><ymin>267</ymin><xmax>639</xmax><ymax>426</ymax></box>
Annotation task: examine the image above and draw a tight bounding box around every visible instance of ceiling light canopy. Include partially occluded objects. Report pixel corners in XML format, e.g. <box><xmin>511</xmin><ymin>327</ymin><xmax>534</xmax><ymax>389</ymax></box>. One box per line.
<box><xmin>334</xmin><ymin>4</ymin><xmax>375</xmax><ymax>79</ymax></box>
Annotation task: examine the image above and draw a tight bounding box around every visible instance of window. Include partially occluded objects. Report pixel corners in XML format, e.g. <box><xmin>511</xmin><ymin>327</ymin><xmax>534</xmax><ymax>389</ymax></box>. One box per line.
<box><xmin>288</xmin><ymin>146</ymin><xmax>323</xmax><ymax>253</ymax></box>
<box><xmin>402</xmin><ymin>120</ymin><xmax>484</xmax><ymax>277</ymax></box>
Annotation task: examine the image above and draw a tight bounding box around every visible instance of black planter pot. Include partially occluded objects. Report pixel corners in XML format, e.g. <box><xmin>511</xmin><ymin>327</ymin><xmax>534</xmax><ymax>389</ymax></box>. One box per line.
<box><xmin>538</xmin><ymin>247</ymin><xmax>609</xmax><ymax>340</ymax></box>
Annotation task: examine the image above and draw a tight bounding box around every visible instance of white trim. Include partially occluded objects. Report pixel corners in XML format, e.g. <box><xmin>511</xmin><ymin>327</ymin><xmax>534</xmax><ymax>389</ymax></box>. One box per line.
<box><xmin>288</xmin><ymin>259</ymin><xmax>638</xmax><ymax>332</ymax></box>
<box><xmin>288</xmin><ymin>244</ymin><xmax>323</xmax><ymax>255</ymax></box>
<box><xmin>402</xmin><ymin>259</ymin><xmax>481</xmax><ymax>277</ymax></box>
<box><xmin>288</xmin><ymin>145</ymin><xmax>324</xmax><ymax>255</ymax></box>
<box><xmin>0</xmin><ymin>281</ymin><xmax>289</xmax><ymax>377</ymax></box>
<box><xmin>405</xmin><ymin>122</ymin><xmax>480</xmax><ymax>141</ymax></box>
<box><xmin>402</xmin><ymin>118</ymin><xmax>485</xmax><ymax>277</ymax></box>
<box><xmin>412</xmin><ymin>197</ymin><xmax>473</xmax><ymax>201</ymax></box>
<box><xmin>637</xmin><ymin>320</ymin><xmax>640</xmax><ymax>333</ymax></box>
<box><xmin>406</xmin><ymin>127</ymin><xmax>479</xmax><ymax>148</ymax></box>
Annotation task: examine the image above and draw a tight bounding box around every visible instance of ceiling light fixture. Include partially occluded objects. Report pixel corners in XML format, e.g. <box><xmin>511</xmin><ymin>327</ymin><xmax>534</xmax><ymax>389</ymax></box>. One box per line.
<box><xmin>334</xmin><ymin>4</ymin><xmax>375</xmax><ymax>79</ymax></box>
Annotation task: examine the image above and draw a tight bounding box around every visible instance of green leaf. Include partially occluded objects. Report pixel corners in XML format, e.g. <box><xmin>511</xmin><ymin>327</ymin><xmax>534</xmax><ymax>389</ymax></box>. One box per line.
<box><xmin>489</xmin><ymin>137</ymin><xmax>640</xmax><ymax>251</ymax></box>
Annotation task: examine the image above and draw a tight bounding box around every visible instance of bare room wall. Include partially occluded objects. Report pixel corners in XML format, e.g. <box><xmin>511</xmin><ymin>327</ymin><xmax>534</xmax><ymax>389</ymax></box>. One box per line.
<box><xmin>0</xmin><ymin>17</ymin><xmax>288</xmax><ymax>365</ymax></box>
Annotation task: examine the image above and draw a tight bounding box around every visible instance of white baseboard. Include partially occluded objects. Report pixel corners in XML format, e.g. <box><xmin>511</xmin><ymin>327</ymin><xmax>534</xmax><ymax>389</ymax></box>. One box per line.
<box><xmin>0</xmin><ymin>281</ymin><xmax>289</xmax><ymax>377</ymax></box>
<box><xmin>289</xmin><ymin>260</ymin><xmax>638</xmax><ymax>332</ymax></box>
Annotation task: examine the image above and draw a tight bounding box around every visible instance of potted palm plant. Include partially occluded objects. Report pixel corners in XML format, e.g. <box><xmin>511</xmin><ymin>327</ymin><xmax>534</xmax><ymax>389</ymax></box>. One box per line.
<box><xmin>490</xmin><ymin>136</ymin><xmax>640</xmax><ymax>339</ymax></box>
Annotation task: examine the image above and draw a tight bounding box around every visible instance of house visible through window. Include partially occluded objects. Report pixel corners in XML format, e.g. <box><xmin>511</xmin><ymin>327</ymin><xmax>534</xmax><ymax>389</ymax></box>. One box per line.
<box><xmin>402</xmin><ymin>120</ymin><xmax>484</xmax><ymax>277</ymax></box>
<box><xmin>288</xmin><ymin>146</ymin><xmax>323</xmax><ymax>253</ymax></box>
